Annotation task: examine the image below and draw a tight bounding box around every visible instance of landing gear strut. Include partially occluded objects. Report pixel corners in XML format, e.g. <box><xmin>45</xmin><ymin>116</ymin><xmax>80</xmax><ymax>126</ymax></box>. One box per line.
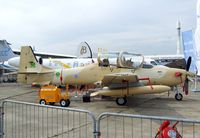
<box><xmin>174</xmin><ymin>86</ymin><xmax>183</xmax><ymax>101</ymax></box>
<box><xmin>116</xmin><ymin>97</ymin><xmax>127</xmax><ymax>106</ymax></box>
<box><xmin>83</xmin><ymin>92</ymin><xmax>91</xmax><ymax>102</ymax></box>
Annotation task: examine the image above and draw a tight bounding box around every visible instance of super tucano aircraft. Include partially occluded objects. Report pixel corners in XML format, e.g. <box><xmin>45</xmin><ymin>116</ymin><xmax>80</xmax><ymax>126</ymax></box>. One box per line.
<box><xmin>17</xmin><ymin>46</ymin><xmax>194</xmax><ymax>105</ymax></box>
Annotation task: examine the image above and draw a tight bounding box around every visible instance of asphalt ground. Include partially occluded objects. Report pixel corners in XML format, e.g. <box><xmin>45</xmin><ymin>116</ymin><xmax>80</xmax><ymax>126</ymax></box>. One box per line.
<box><xmin>0</xmin><ymin>82</ymin><xmax>200</xmax><ymax>119</ymax></box>
<box><xmin>1</xmin><ymin>82</ymin><xmax>200</xmax><ymax>137</ymax></box>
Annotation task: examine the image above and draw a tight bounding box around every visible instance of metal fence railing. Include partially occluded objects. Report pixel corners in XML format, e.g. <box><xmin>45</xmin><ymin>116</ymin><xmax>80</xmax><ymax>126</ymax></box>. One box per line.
<box><xmin>1</xmin><ymin>100</ymin><xmax>200</xmax><ymax>138</ymax></box>
<box><xmin>1</xmin><ymin>100</ymin><xmax>96</xmax><ymax>138</ymax></box>
<box><xmin>0</xmin><ymin>107</ymin><xmax>3</xmax><ymax>138</ymax></box>
<box><xmin>96</xmin><ymin>112</ymin><xmax>200</xmax><ymax>138</ymax></box>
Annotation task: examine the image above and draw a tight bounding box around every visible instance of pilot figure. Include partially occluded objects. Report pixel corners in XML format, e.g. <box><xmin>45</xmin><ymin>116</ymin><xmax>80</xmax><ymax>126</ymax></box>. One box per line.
<box><xmin>126</xmin><ymin>58</ymin><xmax>133</xmax><ymax>67</ymax></box>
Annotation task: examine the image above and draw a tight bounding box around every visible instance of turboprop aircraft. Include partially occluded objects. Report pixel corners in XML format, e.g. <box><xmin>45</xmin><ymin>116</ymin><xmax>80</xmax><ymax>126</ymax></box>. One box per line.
<box><xmin>18</xmin><ymin>46</ymin><xmax>194</xmax><ymax>105</ymax></box>
<box><xmin>7</xmin><ymin>42</ymin><xmax>93</xmax><ymax>69</ymax></box>
<box><xmin>8</xmin><ymin>42</ymin><xmax>158</xmax><ymax>69</ymax></box>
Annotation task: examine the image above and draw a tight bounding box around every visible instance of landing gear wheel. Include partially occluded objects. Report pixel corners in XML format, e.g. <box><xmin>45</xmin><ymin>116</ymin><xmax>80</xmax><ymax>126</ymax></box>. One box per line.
<box><xmin>60</xmin><ymin>99</ymin><xmax>70</xmax><ymax>107</ymax></box>
<box><xmin>39</xmin><ymin>99</ymin><xmax>46</xmax><ymax>105</ymax></box>
<box><xmin>116</xmin><ymin>97</ymin><xmax>127</xmax><ymax>106</ymax></box>
<box><xmin>175</xmin><ymin>93</ymin><xmax>183</xmax><ymax>101</ymax></box>
<box><xmin>83</xmin><ymin>93</ymin><xmax>91</xmax><ymax>102</ymax></box>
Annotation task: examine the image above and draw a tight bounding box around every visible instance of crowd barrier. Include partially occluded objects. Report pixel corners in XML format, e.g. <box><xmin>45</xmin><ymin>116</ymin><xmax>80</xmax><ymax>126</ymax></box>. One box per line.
<box><xmin>0</xmin><ymin>100</ymin><xmax>200</xmax><ymax>138</ymax></box>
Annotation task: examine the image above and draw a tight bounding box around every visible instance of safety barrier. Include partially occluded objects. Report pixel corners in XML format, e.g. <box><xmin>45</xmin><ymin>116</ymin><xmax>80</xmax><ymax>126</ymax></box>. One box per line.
<box><xmin>1</xmin><ymin>100</ymin><xmax>97</xmax><ymax>138</ymax></box>
<box><xmin>0</xmin><ymin>107</ymin><xmax>3</xmax><ymax>138</ymax></box>
<box><xmin>96</xmin><ymin>112</ymin><xmax>200</xmax><ymax>138</ymax></box>
<box><xmin>1</xmin><ymin>100</ymin><xmax>200</xmax><ymax>138</ymax></box>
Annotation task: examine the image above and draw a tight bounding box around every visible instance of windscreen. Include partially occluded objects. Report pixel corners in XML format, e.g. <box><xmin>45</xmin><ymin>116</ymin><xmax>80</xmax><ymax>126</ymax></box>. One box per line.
<box><xmin>117</xmin><ymin>51</ymin><xmax>144</xmax><ymax>69</ymax></box>
<box><xmin>98</xmin><ymin>50</ymin><xmax>144</xmax><ymax>69</ymax></box>
<box><xmin>97</xmin><ymin>49</ymin><xmax>119</xmax><ymax>66</ymax></box>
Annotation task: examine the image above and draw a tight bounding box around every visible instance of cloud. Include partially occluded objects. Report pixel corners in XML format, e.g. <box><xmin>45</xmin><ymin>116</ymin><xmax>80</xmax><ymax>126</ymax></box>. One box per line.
<box><xmin>0</xmin><ymin>0</ymin><xmax>197</xmax><ymax>55</ymax></box>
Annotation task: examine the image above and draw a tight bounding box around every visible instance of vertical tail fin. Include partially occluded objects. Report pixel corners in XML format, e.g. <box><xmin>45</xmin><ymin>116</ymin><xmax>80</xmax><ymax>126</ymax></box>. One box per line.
<box><xmin>18</xmin><ymin>46</ymin><xmax>39</xmax><ymax>73</ymax></box>
<box><xmin>0</xmin><ymin>40</ymin><xmax>16</xmax><ymax>62</ymax></box>
<box><xmin>77</xmin><ymin>42</ymin><xmax>93</xmax><ymax>58</ymax></box>
<box><xmin>17</xmin><ymin>46</ymin><xmax>54</xmax><ymax>85</ymax></box>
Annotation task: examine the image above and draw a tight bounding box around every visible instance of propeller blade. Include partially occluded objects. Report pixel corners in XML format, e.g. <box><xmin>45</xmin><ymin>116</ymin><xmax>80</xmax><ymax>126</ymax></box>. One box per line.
<box><xmin>183</xmin><ymin>78</ymin><xmax>189</xmax><ymax>95</ymax></box>
<box><xmin>186</xmin><ymin>56</ymin><xmax>192</xmax><ymax>71</ymax></box>
<box><xmin>184</xmin><ymin>56</ymin><xmax>192</xmax><ymax>95</ymax></box>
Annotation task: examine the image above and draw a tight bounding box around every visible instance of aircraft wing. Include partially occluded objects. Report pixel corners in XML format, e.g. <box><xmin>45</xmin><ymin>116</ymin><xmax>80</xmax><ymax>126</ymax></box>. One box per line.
<box><xmin>13</xmin><ymin>42</ymin><xmax>92</xmax><ymax>59</ymax></box>
<box><xmin>0</xmin><ymin>40</ymin><xmax>17</xmax><ymax>62</ymax></box>
<box><xmin>13</xmin><ymin>50</ymin><xmax>76</xmax><ymax>59</ymax></box>
<box><xmin>102</xmin><ymin>73</ymin><xmax>138</xmax><ymax>88</ymax></box>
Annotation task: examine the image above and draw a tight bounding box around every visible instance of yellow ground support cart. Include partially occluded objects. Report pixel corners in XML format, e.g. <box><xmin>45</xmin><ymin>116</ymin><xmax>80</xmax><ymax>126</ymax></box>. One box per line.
<box><xmin>39</xmin><ymin>85</ymin><xmax>70</xmax><ymax>107</ymax></box>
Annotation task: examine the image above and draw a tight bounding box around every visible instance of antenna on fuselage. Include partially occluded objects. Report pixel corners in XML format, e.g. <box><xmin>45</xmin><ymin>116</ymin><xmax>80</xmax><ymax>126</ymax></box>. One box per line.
<box><xmin>176</xmin><ymin>20</ymin><xmax>182</xmax><ymax>55</ymax></box>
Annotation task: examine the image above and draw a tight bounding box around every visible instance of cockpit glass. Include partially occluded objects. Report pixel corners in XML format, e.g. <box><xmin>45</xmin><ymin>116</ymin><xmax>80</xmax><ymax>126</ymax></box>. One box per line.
<box><xmin>142</xmin><ymin>64</ymin><xmax>153</xmax><ymax>68</ymax></box>
<box><xmin>150</xmin><ymin>61</ymin><xmax>158</xmax><ymax>65</ymax></box>
<box><xmin>97</xmin><ymin>50</ymin><xmax>119</xmax><ymax>66</ymax></box>
<box><xmin>118</xmin><ymin>52</ymin><xmax>144</xmax><ymax>69</ymax></box>
<box><xmin>98</xmin><ymin>50</ymin><xmax>144</xmax><ymax>69</ymax></box>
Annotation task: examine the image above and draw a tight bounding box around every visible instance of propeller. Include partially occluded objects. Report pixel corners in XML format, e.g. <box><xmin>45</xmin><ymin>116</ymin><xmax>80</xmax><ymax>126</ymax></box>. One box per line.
<box><xmin>183</xmin><ymin>56</ymin><xmax>192</xmax><ymax>95</ymax></box>
<box><xmin>184</xmin><ymin>78</ymin><xmax>189</xmax><ymax>95</ymax></box>
<box><xmin>186</xmin><ymin>56</ymin><xmax>192</xmax><ymax>71</ymax></box>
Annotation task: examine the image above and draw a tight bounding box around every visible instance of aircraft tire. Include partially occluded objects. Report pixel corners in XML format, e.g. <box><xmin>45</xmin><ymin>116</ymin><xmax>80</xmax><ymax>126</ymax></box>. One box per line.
<box><xmin>175</xmin><ymin>93</ymin><xmax>183</xmax><ymax>101</ymax></box>
<box><xmin>82</xmin><ymin>93</ymin><xmax>91</xmax><ymax>102</ymax></box>
<box><xmin>39</xmin><ymin>99</ymin><xmax>46</xmax><ymax>105</ymax></box>
<box><xmin>65</xmin><ymin>99</ymin><xmax>70</xmax><ymax>107</ymax></box>
<box><xmin>60</xmin><ymin>99</ymin><xmax>70</xmax><ymax>107</ymax></box>
<box><xmin>116</xmin><ymin>97</ymin><xmax>127</xmax><ymax>106</ymax></box>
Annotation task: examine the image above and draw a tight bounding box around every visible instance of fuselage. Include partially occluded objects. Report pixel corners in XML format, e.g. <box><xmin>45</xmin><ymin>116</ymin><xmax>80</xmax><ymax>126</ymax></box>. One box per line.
<box><xmin>8</xmin><ymin>57</ymin><xmax>94</xmax><ymax>69</ymax></box>
<box><xmin>8</xmin><ymin>57</ymin><xmax>158</xmax><ymax>69</ymax></box>
<box><xmin>50</xmin><ymin>63</ymin><xmax>187</xmax><ymax>87</ymax></box>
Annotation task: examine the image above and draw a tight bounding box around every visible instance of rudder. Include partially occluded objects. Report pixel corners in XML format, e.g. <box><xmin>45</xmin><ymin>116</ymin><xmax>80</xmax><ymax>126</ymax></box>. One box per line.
<box><xmin>17</xmin><ymin>46</ymin><xmax>54</xmax><ymax>85</ymax></box>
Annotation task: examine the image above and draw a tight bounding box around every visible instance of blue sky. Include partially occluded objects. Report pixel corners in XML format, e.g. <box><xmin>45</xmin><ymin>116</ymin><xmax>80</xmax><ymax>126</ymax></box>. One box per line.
<box><xmin>0</xmin><ymin>0</ymin><xmax>197</xmax><ymax>55</ymax></box>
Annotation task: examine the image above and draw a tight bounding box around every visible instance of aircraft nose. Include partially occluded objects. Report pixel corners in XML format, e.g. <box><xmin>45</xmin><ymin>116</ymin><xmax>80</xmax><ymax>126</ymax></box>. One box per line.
<box><xmin>173</xmin><ymin>69</ymin><xmax>195</xmax><ymax>81</ymax></box>
<box><xmin>174</xmin><ymin>69</ymin><xmax>195</xmax><ymax>78</ymax></box>
<box><xmin>174</xmin><ymin>68</ymin><xmax>185</xmax><ymax>75</ymax></box>
<box><xmin>173</xmin><ymin>69</ymin><xmax>187</xmax><ymax>80</ymax></box>
<box><xmin>8</xmin><ymin>57</ymin><xmax>20</xmax><ymax>67</ymax></box>
<box><xmin>186</xmin><ymin>71</ymin><xmax>195</xmax><ymax>78</ymax></box>
<box><xmin>175</xmin><ymin>71</ymin><xmax>182</xmax><ymax>77</ymax></box>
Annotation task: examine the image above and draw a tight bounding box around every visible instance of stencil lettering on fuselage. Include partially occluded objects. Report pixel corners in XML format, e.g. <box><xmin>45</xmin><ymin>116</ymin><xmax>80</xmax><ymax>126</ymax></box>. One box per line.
<box><xmin>135</xmin><ymin>69</ymin><xmax>166</xmax><ymax>79</ymax></box>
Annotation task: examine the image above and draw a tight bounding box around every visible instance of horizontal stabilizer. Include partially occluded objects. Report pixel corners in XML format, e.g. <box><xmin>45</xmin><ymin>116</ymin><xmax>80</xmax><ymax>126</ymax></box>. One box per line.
<box><xmin>17</xmin><ymin>73</ymin><xmax>52</xmax><ymax>85</ymax></box>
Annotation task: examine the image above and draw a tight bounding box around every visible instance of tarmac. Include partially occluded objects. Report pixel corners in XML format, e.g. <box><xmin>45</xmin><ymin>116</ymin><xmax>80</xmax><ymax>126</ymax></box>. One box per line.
<box><xmin>0</xmin><ymin>82</ymin><xmax>200</xmax><ymax>119</ymax></box>
<box><xmin>1</xmin><ymin>83</ymin><xmax>200</xmax><ymax>137</ymax></box>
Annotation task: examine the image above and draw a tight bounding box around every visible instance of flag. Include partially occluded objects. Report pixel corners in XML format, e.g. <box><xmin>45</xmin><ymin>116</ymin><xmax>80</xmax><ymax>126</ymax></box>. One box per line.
<box><xmin>182</xmin><ymin>30</ymin><xmax>197</xmax><ymax>74</ymax></box>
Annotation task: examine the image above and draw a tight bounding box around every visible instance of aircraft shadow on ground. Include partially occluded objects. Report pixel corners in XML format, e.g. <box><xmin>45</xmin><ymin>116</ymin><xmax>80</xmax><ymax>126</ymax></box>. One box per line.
<box><xmin>96</xmin><ymin>93</ymin><xmax>191</xmax><ymax>118</ymax></box>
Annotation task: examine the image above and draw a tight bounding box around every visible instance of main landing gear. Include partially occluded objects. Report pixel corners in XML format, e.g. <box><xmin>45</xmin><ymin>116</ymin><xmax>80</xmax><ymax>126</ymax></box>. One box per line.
<box><xmin>82</xmin><ymin>92</ymin><xmax>91</xmax><ymax>102</ymax></box>
<box><xmin>174</xmin><ymin>86</ymin><xmax>183</xmax><ymax>101</ymax></box>
<box><xmin>82</xmin><ymin>92</ymin><xmax>128</xmax><ymax>106</ymax></box>
<box><xmin>116</xmin><ymin>97</ymin><xmax>127</xmax><ymax>106</ymax></box>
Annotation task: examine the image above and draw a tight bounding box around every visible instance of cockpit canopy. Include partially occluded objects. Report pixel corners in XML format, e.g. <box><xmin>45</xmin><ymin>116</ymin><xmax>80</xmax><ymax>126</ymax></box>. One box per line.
<box><xmin>98</xmin><ymin>51</ymin><xmax>144</xmax><ymax>69</ymax></box>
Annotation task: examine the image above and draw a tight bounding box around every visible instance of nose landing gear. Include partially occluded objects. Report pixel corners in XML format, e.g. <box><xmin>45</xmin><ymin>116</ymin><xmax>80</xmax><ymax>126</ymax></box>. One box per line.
<box><xmin>116</xmin><ymin>97</ymin><xmax>127</xmax><ymax>106</ymax></box>
<box><xmin>175</xmin><ymin>93</ymin><xmax>183</xmax><ymax>101</ymax></box>
<box><xmin>174</xmin><ymin>86</ymin><xmax>183</xmax><ymax>101</ymax></box>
